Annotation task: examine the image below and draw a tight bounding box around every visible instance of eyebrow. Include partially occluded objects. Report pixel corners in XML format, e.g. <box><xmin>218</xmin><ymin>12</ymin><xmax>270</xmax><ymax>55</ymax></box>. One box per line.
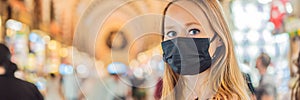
<box><xmin>185</xmin><ymin>22</ymin><xmax>201</xmax><ymax>26</ymax></box>
<box><xmin>165</xmin><ymin>26</ymin><xmax>175</xmax><ymax>29</ymax></box>
<box><xmin>164</xmin><ymin>22</ymin><xmax>201</xmax><ymax>29</ymax></box>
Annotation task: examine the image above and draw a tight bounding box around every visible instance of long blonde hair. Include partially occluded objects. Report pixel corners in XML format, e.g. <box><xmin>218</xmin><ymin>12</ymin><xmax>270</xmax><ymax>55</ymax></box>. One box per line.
<box><xmin>161</xmin><ymin>0</ymin><xmax>250</xmax><ymax>99</ymax></box>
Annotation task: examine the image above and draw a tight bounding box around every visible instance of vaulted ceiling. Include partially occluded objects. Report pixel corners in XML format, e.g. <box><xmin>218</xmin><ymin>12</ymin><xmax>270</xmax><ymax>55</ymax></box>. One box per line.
<box><xmin>74</xmin><ymin>0</ymin><xmax>169</xmax><ymax>66</ymax></box>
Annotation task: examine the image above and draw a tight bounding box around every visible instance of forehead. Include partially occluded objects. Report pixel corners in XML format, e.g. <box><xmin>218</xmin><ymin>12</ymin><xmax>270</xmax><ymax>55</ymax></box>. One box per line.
<box><xmin>256</xmin><ymin>58</ymin><xmax>261</xmax><ymax>62</ymax></box>
<box><xmin>164</xmin><ymin>1</ymin><xmax>214</xmax><ymax>34</ymax></box>
<box><xmin>164</xmin><ymin>1</ymin><xmax>200</xmax><ymax>24</ymax></box>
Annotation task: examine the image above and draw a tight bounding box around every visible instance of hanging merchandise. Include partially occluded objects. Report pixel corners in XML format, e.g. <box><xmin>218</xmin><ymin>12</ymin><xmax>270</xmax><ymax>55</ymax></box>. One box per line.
<box><xmin>270</xmin><ymin>0</ymin><xmax>288</xmax><ymax>33</ymax></box>
<box><xmin>289</xmin><ymin>29</ymin><xmax>300</xmax><ymax>38</ymax></box>
<box><xmin>285</xmin><ymin>17</ymin><xmax>300</xmax><ymax>38</ymax></box>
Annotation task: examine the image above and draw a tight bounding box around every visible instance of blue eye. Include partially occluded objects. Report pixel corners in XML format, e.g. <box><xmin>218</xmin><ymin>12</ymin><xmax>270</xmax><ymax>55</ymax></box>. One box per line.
<box><xmin>166</xmin><ymin>31</ymin><xmax>177</xmax><ymax>38</ymax></box>
<box><xmin>188</xmin><ymin>29</ymin><xmax>200</xmax><ymax>35</ymax></box>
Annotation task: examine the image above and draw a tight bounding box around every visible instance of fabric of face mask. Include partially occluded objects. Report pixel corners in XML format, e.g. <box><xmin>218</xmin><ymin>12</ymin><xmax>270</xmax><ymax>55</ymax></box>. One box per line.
<box><xmin>162</xmin><ymin>37</ymin><xmax>212</xmax><ymax>75</ymax></box>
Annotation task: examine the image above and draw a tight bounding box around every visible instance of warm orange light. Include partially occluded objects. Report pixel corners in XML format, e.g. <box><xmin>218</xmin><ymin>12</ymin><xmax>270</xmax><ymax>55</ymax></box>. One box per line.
<box><xmin>59</xmin><ymin>47</ymin><xmax>68</xmax><ymax>57</ymax></box>
<box><xmin>48</xmin><ymin>40</ymin><xmax>58</xmax><ymax>50</ymax></box>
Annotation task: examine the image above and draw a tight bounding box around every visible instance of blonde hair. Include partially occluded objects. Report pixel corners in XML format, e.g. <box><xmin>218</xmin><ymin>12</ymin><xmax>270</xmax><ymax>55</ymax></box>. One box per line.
<box><xmin>161</xmin><ymin>0</ymin><xmax>250</xmax><ymax>100</ymax></box>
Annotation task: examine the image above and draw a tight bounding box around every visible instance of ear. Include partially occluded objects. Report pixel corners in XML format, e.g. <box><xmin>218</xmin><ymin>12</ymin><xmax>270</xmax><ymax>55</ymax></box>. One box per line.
<box><xmin>0</xmin><ymin>67</ymin><xmax>6</xmax><ymax>75</ymax></box>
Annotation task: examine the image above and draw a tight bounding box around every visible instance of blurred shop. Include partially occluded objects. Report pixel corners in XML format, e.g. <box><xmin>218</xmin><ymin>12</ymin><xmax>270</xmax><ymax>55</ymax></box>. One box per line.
<box><xmin>0</xmin><ymin>0</ymin><xmax>93</xmax><ymax>99</ymax></box>
<box><xmin>228</xmin><ymin>0</ymin><xmax>300</xmax><ymax>99</ymax></box>
<box><xmin>0</xmin><ymin>0</ymin><xmax>167</xmax><ymax>99</ymax></box>
<box><xmin>0</xmin><ymin>0</ymin><xmax>300</xmax><ymax>100</ymax></box>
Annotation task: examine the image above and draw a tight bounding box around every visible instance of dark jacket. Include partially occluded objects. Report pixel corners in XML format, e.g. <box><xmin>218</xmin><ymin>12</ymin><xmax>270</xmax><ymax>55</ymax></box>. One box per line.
<box><xmin>0</xmin><ymin>75</ymin><xmax>44</xmax><ymax>100</ymax></box>
<box><xmin>0</xmin><ymin>59</ymin><xmax>43</xmax><ymax>100</ymax></box>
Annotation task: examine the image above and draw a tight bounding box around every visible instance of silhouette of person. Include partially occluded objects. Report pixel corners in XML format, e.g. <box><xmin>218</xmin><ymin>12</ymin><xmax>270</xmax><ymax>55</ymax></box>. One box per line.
<box><xmin>0</xmin><ymin>43</ymin><xmax>44</xmax><ymax>100</ymax></box>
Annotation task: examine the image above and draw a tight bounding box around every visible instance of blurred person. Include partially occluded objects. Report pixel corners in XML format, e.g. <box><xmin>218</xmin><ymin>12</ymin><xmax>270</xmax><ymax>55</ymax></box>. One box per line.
<box><xmin>255</xmin><ymin>53</ymin><xmax>276</xmax><ymax>100</ymax></box>
<box><xmin>78</xmin><ymin>64</ymin><xmax>109</xmax><ymax>100</ymax></box>
<box><xmin>108</xmin><ymin>73</ymin><xmax>132</xmax><ymax>100</ymax></box>
<box><xmin>0</xmin><ymin>43</ymin><xmax>43</xmax><ymax>100</ymax></box>
<box><xmin>160</xmin><ymin>0</ymin><xmax>250</xmax><ymax>99</ymax></box>
<box><xmin>244</xmin><ymin>73</ymin><xmax>257</xmax><ymax>100</ymax></box>
<box><xmin>106</xmin><ymin>62</ymin><xmax>132</xmax><ymax>100</ymax></box>
<box><xmin>154</xmin><ymin>77</ymin><xmax>162</xmax><ymax>100</ymax></box>
<box><xmin>130</xmin><ymin>75</ymin><xmax>146</xmax><ymax>100</ymax></box>
<box><xmin>290</xmin><ymin>52</ymin><xmax>300</xmax><ymax>100</ymax></box>
<box><xmin>62</xmin><ymin>73</ymin><xmax>80</xmax><ymax>100</ymax></box>
<box><xmin>84</xmin><ymin>62</ymin><xmax>132</xmax><ymax>100</ymax></box>
<box><xmin>45</xmin><ymin>73</ymin><xmax>64</xmax><ymax>100</ymax></box>
<box><xmin>241</xmin><ymin>60</ymin><xmax>257</xmax><ymax>100</ymax></box>
<box><xmin>77</xmin><ymin>74</ymin><xmax>99</xmax><ymax>100</ymax></box>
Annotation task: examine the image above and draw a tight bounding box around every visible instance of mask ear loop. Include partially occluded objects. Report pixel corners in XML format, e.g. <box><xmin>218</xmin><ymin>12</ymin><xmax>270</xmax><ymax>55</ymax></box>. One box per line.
<box><xmin>210</xmin><ymin>33</ymin><xmax>218</xmax><ymax>43</ymax></box>
<box><xmin>210</xmin><ymin>33</ymin><xmax>224</xmax><ymax>63</ymax></box>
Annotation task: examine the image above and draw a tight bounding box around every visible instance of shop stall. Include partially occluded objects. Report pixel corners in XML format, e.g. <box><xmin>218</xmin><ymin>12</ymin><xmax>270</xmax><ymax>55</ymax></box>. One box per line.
<box><xmin>230</xmin><ymin>0</ymin><xmax>292</xmax><ymax>99</ymax></box>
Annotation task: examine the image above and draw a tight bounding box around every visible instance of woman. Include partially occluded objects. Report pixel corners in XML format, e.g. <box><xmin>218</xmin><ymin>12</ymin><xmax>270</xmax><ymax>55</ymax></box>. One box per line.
<box><xmin>160</xmin><ymin>0</ymin><xmax>250</xmax><ymax>100</ymax></box>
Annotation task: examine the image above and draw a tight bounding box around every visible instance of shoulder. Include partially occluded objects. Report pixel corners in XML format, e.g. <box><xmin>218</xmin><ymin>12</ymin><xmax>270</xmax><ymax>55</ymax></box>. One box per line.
<box><xmin>15</xmin><ymin>78</ymin><xmax>44</xmax><ymax>98</ymax></box>
<box><xmin>14</xmin><ymin>78</ymin><xmax>38</xmax><ymax>89</ymax></box>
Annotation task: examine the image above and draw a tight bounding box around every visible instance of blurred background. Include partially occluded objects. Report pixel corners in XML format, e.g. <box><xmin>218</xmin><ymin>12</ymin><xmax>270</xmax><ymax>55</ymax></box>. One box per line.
<box><xmin>0</xmin><ymin>0</ymin><xmax>300</xmax><ymax>100</ymax></box>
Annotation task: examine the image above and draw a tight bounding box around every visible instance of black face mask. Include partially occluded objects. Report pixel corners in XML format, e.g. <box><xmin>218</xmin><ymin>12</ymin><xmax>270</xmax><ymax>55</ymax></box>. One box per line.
<box><xmin>161</xmin><ymin>37</ymin><xmax>213</xmax><ymax>75</ymax></box>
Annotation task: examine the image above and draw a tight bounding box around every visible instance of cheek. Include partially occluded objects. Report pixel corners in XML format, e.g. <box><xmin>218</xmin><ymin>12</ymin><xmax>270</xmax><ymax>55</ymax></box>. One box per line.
<box><xmin>163</xmin><ymin>37</ymin><xmax>171</xmax><ymax>41</ymax></box>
